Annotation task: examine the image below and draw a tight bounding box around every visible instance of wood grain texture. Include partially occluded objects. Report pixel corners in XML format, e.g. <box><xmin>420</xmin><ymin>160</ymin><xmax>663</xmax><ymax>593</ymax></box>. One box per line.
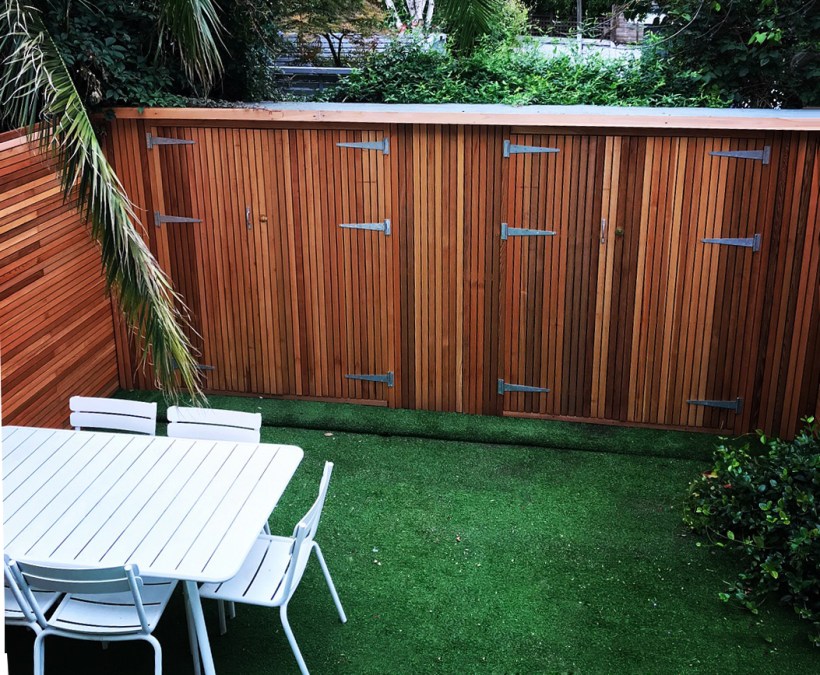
<box><xmin>0</xmin><ymin>131</ymin><xmax>118</xmax><ymax>428</ymax></box>
<box><xmin>101</xmin><ymin>119</ymin><xmax>820</xmax><ymax>437</ymax></box>
<box><xmin>106</xmin><ymin>105</ymin><xmax>820</xmax><ymax>132</ymax></box>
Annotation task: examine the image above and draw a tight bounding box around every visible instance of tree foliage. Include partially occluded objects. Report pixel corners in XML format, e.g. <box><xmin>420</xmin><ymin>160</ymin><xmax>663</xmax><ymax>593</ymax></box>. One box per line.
<box><xmin>282</xmin><ymin>0</ymin><xmax>385</xmax><ymax>67</ymax></box>
<box><xmin>0</xmin><ymin>0</ymin><xmax>224</xmax><ymax>399</ymax></box>
<box><xmin>213</xmin><ymin>0</ymin><xmax>285</xmax><ymax>100</ymax></box>
<box><xmin>654</xmin><ymin>0</ymin><xmax>820</xmax><ymax>107</ymax></box>
<box><xmin>36</xmin><ymin>0</ymin><xmax>189</xmax><ymax>107</ymax></box>
<box><xmin>523</xmin><ymin>0</ymin><xmax>626</xmax><ymax>18</ymax></box>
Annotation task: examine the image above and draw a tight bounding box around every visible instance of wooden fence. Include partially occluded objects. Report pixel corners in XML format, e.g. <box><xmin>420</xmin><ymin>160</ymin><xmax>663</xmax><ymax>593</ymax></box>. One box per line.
<box><xmin>0</xmin><ymin>130</ymin><xmax>119</xmax><ymax>427</ymax></box>
<box><xmin>104</xmin><ymin>105</ymin><xmax>819</xmax><ymax>437</ymax></box>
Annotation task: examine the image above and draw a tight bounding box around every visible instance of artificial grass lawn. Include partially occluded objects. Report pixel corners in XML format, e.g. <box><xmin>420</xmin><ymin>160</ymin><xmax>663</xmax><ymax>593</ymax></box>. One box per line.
<box><xmin>121</xmin><ymin>391</ymin><xmax>724</xmax><ymax>461</ymax></box>
<box><xmin>6</xmin><ymin>398</ymin><xmax>816</xmax><ymax>674</ymax></box>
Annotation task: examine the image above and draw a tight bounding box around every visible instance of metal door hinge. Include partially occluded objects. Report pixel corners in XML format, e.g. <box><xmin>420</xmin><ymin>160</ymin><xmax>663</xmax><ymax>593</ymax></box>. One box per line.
<box><xmin>337</xmin><ymin>138</ymin><xmax>390</xmax><ymax>155</ymax></box>
<box><xmin>687</xmin><ymin>397</ymin><xmax>743</xmax><ymax>414</ymax></box>
<box><xmin>498</xmin><ymin>379</ymin><xmax>550</xmax><ymax>395</ymax></box>
<box><xmin>340</xmin><ymin>219</ymin><xmax>391</xmax><ymax>236</ymax></box>
<box><xmin>709</xmin><ymin>146</ymin><xmax>771</xmax><ymax>165</ymax></box>
<box><xmin>171</xmin><ymin>358</ymin><xmax>215</xmax><ymax>372</ymax></box>
<box><xmin>345</xmin><ymin>371</ymin><xmax>394</xmax><ymax>387</ymax></box>
<box><xmin>702</xmin><ymin>234</ymin><xmax>761</xmax><ymax>252</ymax></box>
<box><xmin>154</xmin><ymin>212</ymin><xmax>202</xmax><ymax>227</ymax></box>
<box><xmin>503</xmin><ymin>141</ymin><xmax>560</xmax><ymax>158</ymax></box>
<box><xmin>501</xmin><ymin>222</ymin><xmax>556</xmax><ymax>240</ymax></box>
<box><xmin>146</xmin><ymin>133</ymin><xmax>195</xmax><ymax>150</ymax></box>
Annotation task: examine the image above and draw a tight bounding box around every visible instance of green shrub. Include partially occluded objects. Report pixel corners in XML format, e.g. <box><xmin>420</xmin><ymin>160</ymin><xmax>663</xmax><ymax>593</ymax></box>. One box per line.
<box><xmin>325</xmin><ymin>36</ymin><xmax>727</xmax><ymax>107</ymax></box>
<box><xmin>683</xmin><ymin>420</ymin><xmax>819</xmax><ymax>645</ymax></box>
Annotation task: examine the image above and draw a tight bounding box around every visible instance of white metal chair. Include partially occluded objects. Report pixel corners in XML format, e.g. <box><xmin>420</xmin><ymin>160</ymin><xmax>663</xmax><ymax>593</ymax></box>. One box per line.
<box><xmin>167</xmin><ymin>405</ymin><xmax>267</xmax><ymax>629</ymax></box>
<box><xmin>4</xmin><ymin>556</ymin><xmax>60</xmax><ymax>635</ymax></box>
<box><xmin>70</xmin><ymin>396</ymin><xmax>157</xmax><ymax>435</ymax></box>
<box><xmin>8</xmin><ymin>560</ymin><xmax>186</xmax><ymax>675</ymax></box>
<box><xmin>199</xmin><ymin>462</ymin><xmax>346</xmax><ymax>675</ymax></box>
<box><xmin>166</xmin><ymin>406</ymin><xmax>262</xmax><ymax>444</ymax></box>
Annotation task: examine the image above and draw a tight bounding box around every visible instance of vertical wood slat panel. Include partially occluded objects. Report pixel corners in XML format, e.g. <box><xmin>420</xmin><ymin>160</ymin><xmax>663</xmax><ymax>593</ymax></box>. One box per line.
<box><xmin>756</xmin><ymin>133</ymin><xmax>820</xmax><ymax>437</ymax></box>
<box><xmin>98</xmin><ymin>121</ymin><xmax>819</xmax><ymax>438</ymax></box>
<box><xmin>402</xmin><ymin>125</ymin><xmax>463</xmax><ymax>412</ymax></box>
<box><xmin>0</xmin><ymin>131</ymin><xmax>119</xmax><ymax>427</ymax></box>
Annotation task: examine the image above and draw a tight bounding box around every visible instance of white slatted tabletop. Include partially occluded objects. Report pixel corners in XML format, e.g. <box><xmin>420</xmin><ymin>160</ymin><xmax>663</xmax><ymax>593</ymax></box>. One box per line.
<box><xmin>2</xmin><ymin>426</ymin><xmax>303</xmax><ymax>582</ymax></box>
<box><xmin>2</xmin><ymin>425</ymin><xmax>304</xmax><ymax>675</ymax></box>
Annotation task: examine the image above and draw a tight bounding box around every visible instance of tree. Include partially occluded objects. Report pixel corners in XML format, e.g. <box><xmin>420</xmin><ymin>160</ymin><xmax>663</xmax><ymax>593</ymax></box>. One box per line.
<box><xmin>383</xmin><ymin>0</ymin><xmax>516</xmax><ymax>52</ymax></box>
<box><xmin>213</xmin><ymin>0</ymin><xmax>287</xmax><ymax>100</ymax></box>
<box><xmin>384</xmin><ymin>1</ymin><xmax>434</xmax><ymax>28</ymax></box>
<box><xmin>0</xmin><ymin>0</ymin><xmax>224</xmax><ymax>399</ymax></box>
<box><xmin>283</xmin><ymin>0</ymin><xmax>385</xmax><ymax>67</ymax></box>
<box><xmin>654</xmin><ymin>0</ymin><xmax>819</xmax><ymax>107</ymax></box>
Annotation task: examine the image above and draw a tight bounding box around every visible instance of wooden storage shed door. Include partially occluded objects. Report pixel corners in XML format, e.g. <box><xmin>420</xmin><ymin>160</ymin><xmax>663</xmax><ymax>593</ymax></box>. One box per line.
<box><xmin>592</xmin><ymin>135</ymin><xmax>777</xmax><ymax>432</ymax></box>
<box><xmin>288</xmin><ymin>129</ymin><xmax>396</xmax><ymax>403</ymax></box>
<box><xmin>498</xmin><ymin>133</ymin><xmax>608</xmax><ymax>417</ymax></box>
<box><xmin>146</xmin><ymin>126</ymin><xmax>299</xmax><ymax>396</ymax></box>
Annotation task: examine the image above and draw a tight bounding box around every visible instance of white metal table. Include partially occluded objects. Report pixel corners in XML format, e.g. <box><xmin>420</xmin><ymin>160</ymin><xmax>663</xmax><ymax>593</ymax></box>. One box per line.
<box><xmin>2</xmin><ymin>425</ymin><xmax>304</xmax><ymax>675</ymax></box>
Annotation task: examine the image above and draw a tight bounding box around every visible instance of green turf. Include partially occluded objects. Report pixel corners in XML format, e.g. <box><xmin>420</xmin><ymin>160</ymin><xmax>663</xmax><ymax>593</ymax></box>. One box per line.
<box><xmin>6</xmin><ymin>399</ymin><xmax>816</xmax><ymax>674</ymax></box>
<box><xmin>115</xmin><ymin>390</ymin><xmax>724</xmax><ymax>461</ymax></box>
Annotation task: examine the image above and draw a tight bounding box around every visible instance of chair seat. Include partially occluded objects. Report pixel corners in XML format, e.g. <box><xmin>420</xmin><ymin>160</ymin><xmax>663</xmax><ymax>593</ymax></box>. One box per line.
<box><xmin>47</xmin><ymin>578</ymin><xmax>177</xmax><ymax>636</ymax></box>
<box><xmin>200</xmin><ymin>535</ymin><xmax>295</xmax><ymax>607</ymax></box>
<box><xmin>5</xmin><ymin>587</ymin><xmax>61</xmax><ymax>626</ymax></box>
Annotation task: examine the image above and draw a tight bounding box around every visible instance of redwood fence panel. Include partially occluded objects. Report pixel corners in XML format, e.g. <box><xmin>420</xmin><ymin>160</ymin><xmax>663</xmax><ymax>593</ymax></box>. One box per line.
<box><xmin>0</xmin><ymin>129</ymin><xmax>119</xmax><ymax>427</ymax></box>
<box><xmin>102</xmin><ymin>107</ymin><xmax>819</xmax><ymax>438</ymax></box>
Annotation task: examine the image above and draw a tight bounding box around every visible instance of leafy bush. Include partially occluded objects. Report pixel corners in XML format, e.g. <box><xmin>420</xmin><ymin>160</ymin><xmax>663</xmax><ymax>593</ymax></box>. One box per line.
<box><xmin>39</xmin><ymin>0</ymin><xmax>286</xmax><ymax>108</ymax></box>
<box><xmin>655</xmin><ymin>0</ymin><xmax>820</xmax><ymax>108</ymax></box>
<box><xmin>325</xmin><ymin>36</ymin><xmax>728</xmax><ymax>107</ymax></box>
<box><xmin>683</xmin><ymin>420</ymin><xmax>819</xmax><ymax>644</ymax></box>
<box><xmin>43</xmin><ymin>1</ymin><xmax>189</xmax><ymax>107</ymax></box>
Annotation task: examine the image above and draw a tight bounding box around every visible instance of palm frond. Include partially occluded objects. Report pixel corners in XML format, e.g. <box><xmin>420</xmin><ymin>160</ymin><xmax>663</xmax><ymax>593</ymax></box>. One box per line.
<box><xmin>157</xmin><ymin>0</ymin><xmax>223</xmax><ymax>91</ymax></box>
<box><xmin>437</xmin><ymin>0</ymin><xmax>505</xmax><ymax>53</ymax></box>
<box><xmin>0</xmin><ymin>1</ymin><xmax>204</xmax><ymax>402</ymax></box>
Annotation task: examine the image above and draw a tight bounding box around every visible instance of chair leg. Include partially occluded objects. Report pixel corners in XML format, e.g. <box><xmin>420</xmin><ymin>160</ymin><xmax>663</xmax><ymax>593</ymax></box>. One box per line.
<box><xmin>145</xmin><ymin>634</ymin><xmax>163</xmax><ymax>675</ymax></box>
<box><xmin>33</xmin><ymin>631</ymin><xmax>47</xmax><ymax>675</ymax></box>
<box><xmin>312</xmin><ymin>542</ymin><xmax>347</xmax><ymax>623</ymax></box>
<box><xmin>228</xmin><ymin>601</ymin><xmax>236</xmax><ymax>620</ymax></box>
<box><xmin>182</xmin><ymin>582</ymin><xmax>202</xmax><ymax>675</ymax></box>
<box><xmin>217</xmin><ymin>600</ymin><xmax>227</xmax><ymax>636</ymax></box>
<box><xmin>280</xmin><ymin>604</ymin><xmax>309</xmax><ymax>675</ymax></box>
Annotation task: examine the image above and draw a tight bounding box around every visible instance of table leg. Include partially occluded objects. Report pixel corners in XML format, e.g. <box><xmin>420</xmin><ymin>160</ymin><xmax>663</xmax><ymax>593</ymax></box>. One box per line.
<box><xmin>185</xmin><ymin>580</ymin><xmax>216</xmax><ymax>675</ymax></box>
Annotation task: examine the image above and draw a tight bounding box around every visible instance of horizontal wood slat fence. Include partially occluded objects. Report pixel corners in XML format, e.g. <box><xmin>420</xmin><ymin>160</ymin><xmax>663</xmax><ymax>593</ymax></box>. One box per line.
<box><xmin>0</xmin><ymin>129</ymin><xmax>119</xmax><ymax>427</ymax></box>
<box><xmin>103</xmin><ymin>109</ymin><xmax>819</xmax><ymax>438</ymax></box>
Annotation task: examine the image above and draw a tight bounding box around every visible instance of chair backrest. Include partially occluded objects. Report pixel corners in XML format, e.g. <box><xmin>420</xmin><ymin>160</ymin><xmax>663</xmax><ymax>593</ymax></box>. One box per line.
<box><xmin>167</xmin><ymin>406</ymin><xmax>262</xmax><ymax>443</ymax></box>
<box><xmin>4</xmin><ymin>556</ymin><xmax>38</xmax><ymax>628</ymax></box>
<box><xmin>10</xmin><ymin>560</ymin><xmax>151</xmax><ymax>633</ymax></box>
<box><xmin>294</xmin><ymin>461</ymin><xmax>334</xmax><ymax>541</ymax></box>
<box><xmin>278</xmin><ymin>462</ymin><xmax>335</xmax><ymax>602</ymax></box>
<box><xmin>70</xmin><ymin>396</ymin><xmax>157</xmax><ymax>435</ymax></box>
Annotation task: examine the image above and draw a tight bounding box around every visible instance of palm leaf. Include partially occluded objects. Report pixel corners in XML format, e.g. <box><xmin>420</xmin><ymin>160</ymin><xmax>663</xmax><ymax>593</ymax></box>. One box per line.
<box><xmin>157</xmin><ymin>0</ymin><xmax>224</xmax><ymax>91</ymax></box>
<box><xmin>0</xmin><ymin>1</ymin><xmax>204</xmax><ymax>402</ymax></box>
<box><xmin>437</xmin><ymin>0</ymin><xmax>505</xmax><ymax>52</ymax></box>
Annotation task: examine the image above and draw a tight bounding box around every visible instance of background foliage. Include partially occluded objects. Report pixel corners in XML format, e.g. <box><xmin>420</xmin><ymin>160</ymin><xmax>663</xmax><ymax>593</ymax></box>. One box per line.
<box><xmin>652</xmin><ymin>0</ymin><xmax>819</xmax><ymax>107</ymax></box>
<box><xmin>33</xmin><ymin>0</ymin><xmax>287</xmax><ymax>107</ymax></box>
<box><xmin>683</xmin><ymin>421</ymin><xmax>820</xmax><ymax>645</ymax></box>
<box><xmin>281</xmin><ymin>0</ymin><xmax>384</xmax><ymax>67</ymax></box>
<box><xmin>41</xmin><ymin>0</ymin><xmax>189</xmax><ymax>107</ymax></box>
<box><xmin>325</xmin><ymin>35</ymin><xmax>727</xmax><ymax>107</ymax></box>
<box><xmin>212</xmin><ymin>0</ymin><xmax>285</xmax><ymax>100</ymax></box>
